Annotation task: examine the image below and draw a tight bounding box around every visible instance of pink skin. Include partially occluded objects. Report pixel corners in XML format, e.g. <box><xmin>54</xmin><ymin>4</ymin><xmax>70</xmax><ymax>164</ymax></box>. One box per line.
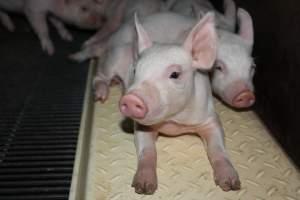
<box><xmin>233</xmin><ymin>90</ymin><xmax>255</xmax><ymax>108</ymax></box>
<box><xmin>70</xmin><ymin>12</ymin><xmax>198</xmax><ymax>62</ymax></box>
<box><xmin>222</xmin><ymin>80</ymin><xmax>255</xmax><ymax>108</ymax></box>
<box><xmin>87</xmin><ymin>9</ymin><xmax>254</xmax><ymax>192</ymax></box>
<box><xmin>120</xmin><ymin>93</ymin><xmax>148</xmax><ymax>119</ymax></box>
<box><xmin>0</xmin><ymin>0</ymin><xmax>106</xmax><ymax>55</ymax></box>
<box><xmin>70</xmin><ymin>0</ymin><xmax>165</xmax><ymax>61</ymax></box>
<box><xmin>92</xmin><ymin>43</ymin><xmax>135</xmax><ymax>102</ymax></box>
<box><xmin>211</xmin><ymin>8</ymin><xmax>256</xmax><ymax>108</ymax></box>
<box><xmin>167</xmin><ymin>0</ymin><xmax>256</xmax><ymax>109</ymax></box>
<box><xmin>69</xmin><ymin>2</ymin><xmax>256</xmax><ymax>111</ymax></box>
<box><xmin>118</xmin><ymin>13</ymin><xmax>240</xmax><ymax>194</ymax></box>
<box><xmin>212</xmin><ymin>59</ymin><xmax>255</xmax><ymax>108</ymax></box>
<box><xmin>51</xmin><ymin>0</ymin><xmax>106</xmax><ymax>29</ymax></box>
<box><xmin>82</xmin><ymin>0</ymin><xmax>127</xmax><ymax>47</ymax></box>
<box><xmin>222</xmin><ymin>81</ymin><xmax>255</xmax><ymax>108</ymax></box>
<box><xmin>92</xmin><ymin>13</ymin><xmax>240</xmax><ymax>194</ymax></box>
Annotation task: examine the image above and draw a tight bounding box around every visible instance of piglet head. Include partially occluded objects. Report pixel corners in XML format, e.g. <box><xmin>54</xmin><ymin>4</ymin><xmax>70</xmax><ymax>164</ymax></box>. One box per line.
<box><xmin>211</xmin><ymin>8</ymin><xmax>256</xmax><ymax>108</ymax></box>
<box><xmin>62</xmin><ymin>0</ymin><xmax>107</xmax><ymax>29</ymax></box>
<box><xmin>119</xmin><ymin>13</ymin><xmax>217</xmax><ymax>125</ymax></box>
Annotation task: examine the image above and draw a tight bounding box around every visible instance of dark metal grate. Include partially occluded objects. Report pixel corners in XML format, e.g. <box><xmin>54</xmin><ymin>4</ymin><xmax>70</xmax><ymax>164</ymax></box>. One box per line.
<box><xmin>0</xmin><ymin>60</ymin><xmax>88</xmax><ymax>200</ymax></box>
<box><xmin>0</xmin><ymin>15</ymin><xmax>92</xmax><ymax>199</ymax></box>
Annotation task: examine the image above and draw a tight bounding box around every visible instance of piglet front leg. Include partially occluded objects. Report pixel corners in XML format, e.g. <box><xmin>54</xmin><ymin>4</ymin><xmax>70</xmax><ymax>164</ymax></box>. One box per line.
<box><xmin>49</xmin><ymin>17</ymin><xmax>73</xmax><ymax>42</ymax></box>
<box><xmin>198</xmin><ymin>115</ymin><xmax>241</xmax><ymax>191</ymax></box>
<box><xmin>25</xmin><ymin>11</ymin><xmax>54</xmax><ymax>55</ymax></box>
<box><xmin>132</xmin><ymin>123</ymin><xmax>158</xmax><ymax>195</ymax></box>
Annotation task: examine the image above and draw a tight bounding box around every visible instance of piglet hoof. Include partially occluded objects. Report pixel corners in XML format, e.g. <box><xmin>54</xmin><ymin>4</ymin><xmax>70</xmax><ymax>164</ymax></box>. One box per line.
<box><xmin>68</xmin><ymin>52</ymin><xmax>86</xmax><ymax>62</ymax></box>
<box><xmin>61</xmin><ymin>32</ymin><xmax>73</xmax><ymax>42</ymax></box>
<box><xmin>82</xmin><ymin>37</ymin><xmax>99</xmax><ymax>48</ymax></box>
<box><xmin>213</xmin><ymin>160</ymin><xmax>241</xmax><ymax>191</ymax></box>
<box><xmin>41</xmin><ymin>40</ymin><xmax>54</xmax><ymax>56</ymax></box>
<box><xmin>93</xmin><ymin>82</ymin><xmax>109</xmax><ymax>103</ymax></box>
<box><xmin>132</xmin><ymin>167</ymin><xmax>157</xmax><ymax>195</ymax></box>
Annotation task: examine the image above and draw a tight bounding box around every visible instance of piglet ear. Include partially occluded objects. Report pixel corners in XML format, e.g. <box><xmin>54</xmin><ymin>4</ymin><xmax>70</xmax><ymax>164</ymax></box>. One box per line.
<box><xmin>134</xmin><ymin>13</ymin><xmax>153</xmax><ymax>55</ymax></box>
<box><xmin>237</xmin><ymin>8</ymin><xmax>254</xmax><ymax>47</ymax></box>
<box><xmin>183</xmin><ymin>12</ymin><xmax>217</xmax><ymax>70</ymax></box>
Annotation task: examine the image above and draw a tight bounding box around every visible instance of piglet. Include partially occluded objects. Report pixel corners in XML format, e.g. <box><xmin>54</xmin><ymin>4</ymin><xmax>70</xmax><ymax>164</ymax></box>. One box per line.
<box><xmin>95</xmin><ymin>13</ymin><xmax>241</xmax><ymax>194</ymax></box>
<box><xmin>0</xmin><ymin>0</ymin><xmax>106</xmax><ymax>55</ymax></box>
<box><xmin>211</xmin><ymin>8</ymin><xmax>255</xmax><ymax>108</ymax></box>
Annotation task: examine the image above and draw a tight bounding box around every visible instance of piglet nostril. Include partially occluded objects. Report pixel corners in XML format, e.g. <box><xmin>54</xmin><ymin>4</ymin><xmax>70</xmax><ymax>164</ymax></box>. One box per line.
<box><xmin>120</xmin><ymin>103</ymin><xmax>129</xmax><ymax>114</ymax></box>
<box><xmin>236</xmin><ymin>96</ymin><xmax>244</xmax><ymax>103</ymax></box>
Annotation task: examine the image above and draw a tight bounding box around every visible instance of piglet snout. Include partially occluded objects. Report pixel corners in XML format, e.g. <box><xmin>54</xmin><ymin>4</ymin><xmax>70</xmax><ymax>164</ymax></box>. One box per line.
<box><xmin>232</xmin><ymin>90</ymin><xmax>255</xmax><ymax>108</ymax></box>
<box><xmin>120</xmin><ymin>94</ymin><xmax>148</xmax><ymax>119</ymax></box>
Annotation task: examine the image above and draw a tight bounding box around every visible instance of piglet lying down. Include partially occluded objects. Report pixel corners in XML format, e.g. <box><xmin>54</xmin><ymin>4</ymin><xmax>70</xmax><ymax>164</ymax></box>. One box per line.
<box><xmin>97</xmin><ymin>13</ymin><xmax>240</xmax><ymax>194</ymax></box>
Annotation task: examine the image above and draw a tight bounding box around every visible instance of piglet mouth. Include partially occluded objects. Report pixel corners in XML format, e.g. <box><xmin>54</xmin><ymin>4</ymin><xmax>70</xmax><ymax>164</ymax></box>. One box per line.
<box><xmin>231</xmin><ymin>90</ymin><xmax>255</xmax><ymax>108</ymax></box>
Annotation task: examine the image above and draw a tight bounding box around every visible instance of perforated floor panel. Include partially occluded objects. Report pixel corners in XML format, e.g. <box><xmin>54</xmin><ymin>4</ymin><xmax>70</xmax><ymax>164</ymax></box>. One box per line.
<box><xmin>0</xmin><ymin>21</ymin><xmax>91</xmax><ymax>200</ymax></box>
<box><xmin>70</xmin><ymin>66</ymin><xmax>300</xmax><ymax>200</ymax></box>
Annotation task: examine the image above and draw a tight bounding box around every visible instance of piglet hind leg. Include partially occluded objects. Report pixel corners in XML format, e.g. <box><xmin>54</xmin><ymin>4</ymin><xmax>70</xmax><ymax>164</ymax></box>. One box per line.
<box><xmin>25</xmin><ymin>12</ymin><xmax>54</xmax><ymax>55</ymax></box>
<box><xmin>132</xmin><ymin>123</ymin><xmax>158</xmax><ymax>195</ymax></box>
<box><xmin>198</xmin><ymin>116</ymin><xmax>241</xmax><ymax>191</ymax></box>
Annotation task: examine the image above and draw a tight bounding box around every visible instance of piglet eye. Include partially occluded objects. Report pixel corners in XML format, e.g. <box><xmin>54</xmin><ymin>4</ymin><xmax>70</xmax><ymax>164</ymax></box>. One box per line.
<box><xmin>215</xmin><ymin>65</ymin><xmax>222</xmax><ymax>71</ymax></box>
<box><xmin>214</xmin><ymin>63</ymin><xmax>223</xmax><ymax>71</ymax></box>
<box><xmin>169</xmin><ymin>71</ymin><xmax>180</xmax><ymax>79</ymax></box>
<box><xmin>213</xmin><ymin>60</ymin><xmax>225</xmax><ymax>72</ymax></box>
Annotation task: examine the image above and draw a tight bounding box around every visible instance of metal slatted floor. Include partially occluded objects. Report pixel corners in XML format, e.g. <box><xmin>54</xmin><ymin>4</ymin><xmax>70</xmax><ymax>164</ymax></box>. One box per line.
<box><xmin>0</xmin><ymin>18</ymin><xmax>91</xmax><ymax>200</ymax></box>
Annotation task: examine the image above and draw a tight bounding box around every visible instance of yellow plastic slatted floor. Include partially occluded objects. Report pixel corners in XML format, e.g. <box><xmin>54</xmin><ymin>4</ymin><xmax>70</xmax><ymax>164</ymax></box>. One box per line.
<box><xmin>69</xmin><ymin>66</ymin><xmax>300</xmax><ymax>200</ymax></box>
